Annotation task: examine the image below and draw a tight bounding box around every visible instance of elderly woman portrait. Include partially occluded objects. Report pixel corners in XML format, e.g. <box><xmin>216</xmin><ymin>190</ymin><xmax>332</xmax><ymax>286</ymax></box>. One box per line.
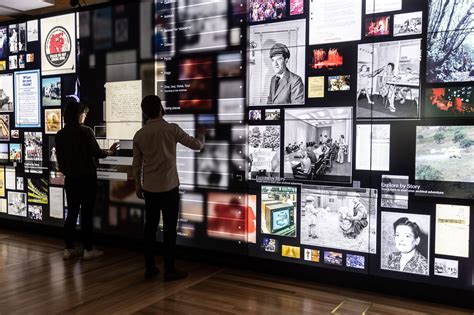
<box><xmin>381</xmin><ymin>213</ymin><xmax>430</xmax><ymax>276</ymax></box>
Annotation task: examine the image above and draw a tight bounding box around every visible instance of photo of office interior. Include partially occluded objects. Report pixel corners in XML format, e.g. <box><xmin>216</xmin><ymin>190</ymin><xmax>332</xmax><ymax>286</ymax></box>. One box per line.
<box><xmin>284</xmin><ymin>107</ymin><xmax>352</xmax><ymax>183</ymax></box>
<box><xmin>0</xmin><ymin>0</ymin><xmax>472</xmax><ymax>313</ymax></box>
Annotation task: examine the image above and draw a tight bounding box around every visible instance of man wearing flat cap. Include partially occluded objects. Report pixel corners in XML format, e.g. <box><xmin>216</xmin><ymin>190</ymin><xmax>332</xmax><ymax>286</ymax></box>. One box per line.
<box><xmin>267</xmin><ymin>43</ymin><xmax>304</xmax><ymax>105</ymax></box>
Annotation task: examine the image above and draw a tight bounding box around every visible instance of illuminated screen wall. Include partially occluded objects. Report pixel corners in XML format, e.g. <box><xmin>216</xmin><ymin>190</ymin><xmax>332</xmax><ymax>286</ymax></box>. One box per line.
<box><xmin>0</xmin><ymin>0</ymin><xmax>473</xmax><ymax>290</ymax></box>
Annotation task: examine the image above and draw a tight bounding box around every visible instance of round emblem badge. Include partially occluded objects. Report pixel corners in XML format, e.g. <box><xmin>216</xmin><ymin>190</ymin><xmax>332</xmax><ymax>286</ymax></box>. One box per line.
<box><xmin>45</xmin><ymin>26</ymin><xmax>71</xmax><ymax>67</ymax></box>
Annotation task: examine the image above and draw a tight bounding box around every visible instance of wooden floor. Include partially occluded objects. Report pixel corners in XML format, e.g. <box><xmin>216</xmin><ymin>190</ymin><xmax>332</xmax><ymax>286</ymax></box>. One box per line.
<box><xmin>0</xmin><ymin>230</ymin><xmax>471</xmax><ymax>314</ymax></box>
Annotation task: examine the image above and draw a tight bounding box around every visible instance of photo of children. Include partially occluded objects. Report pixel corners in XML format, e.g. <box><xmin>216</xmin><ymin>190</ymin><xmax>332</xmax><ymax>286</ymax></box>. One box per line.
<box><xmin>301</xmin><ymin>185</ymin><xmax>377</xmax><ymax>254</ymax></box>
<box><xmin>357</xmin><ymin>39</ymin><xmax>421</xmax><ymax>119</ymax></box>
<box><xmin>328</xmin><ymin>75</ymin><xmax>350</xmax><ymax>91</ymax></box>
<box><xmin>394</xmin><ymin>11</ymin><xmax>422</xmax><ymax>37</ymax></box>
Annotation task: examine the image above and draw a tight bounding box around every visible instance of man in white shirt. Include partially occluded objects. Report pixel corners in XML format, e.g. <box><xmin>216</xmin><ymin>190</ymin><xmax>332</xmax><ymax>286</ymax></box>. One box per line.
<box><xmin>133</xmin><ymin>95</ymin><xmax>206</xmax><ymax>281</ymax></box>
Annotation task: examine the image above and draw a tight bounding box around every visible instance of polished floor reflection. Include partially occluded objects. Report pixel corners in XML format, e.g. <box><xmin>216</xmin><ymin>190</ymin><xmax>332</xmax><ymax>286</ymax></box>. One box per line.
<box><xmin>0</xmin><ymin>229</ymin><xmax>471</xmax><ymax>314</ymax></box>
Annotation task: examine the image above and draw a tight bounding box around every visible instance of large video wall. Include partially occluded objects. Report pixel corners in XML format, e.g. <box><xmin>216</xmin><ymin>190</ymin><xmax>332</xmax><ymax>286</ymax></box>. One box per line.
<box><xmin>0</xmin><ymin>0</ymin><xmax>473</xmax><ymax>291</ymax></box>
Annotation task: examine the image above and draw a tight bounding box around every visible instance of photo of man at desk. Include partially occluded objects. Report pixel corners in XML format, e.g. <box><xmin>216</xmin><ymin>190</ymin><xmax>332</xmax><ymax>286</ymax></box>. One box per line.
<box><xmin>283</xmin><ymin>107</ymin><xmax>352</xmax><ymax>183</ymax></box>
<box><xmin>357</xmin><ymin>39</ymin><xmax>421</xmax><ymax>119</ymax></box>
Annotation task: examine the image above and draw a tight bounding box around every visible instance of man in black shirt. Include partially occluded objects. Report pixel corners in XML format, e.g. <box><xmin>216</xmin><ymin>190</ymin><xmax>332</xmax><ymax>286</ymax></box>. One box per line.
<box><xmin>56</xmin><ymin>101</ymin><xmax>118</xmax><ymax>260</ymax></box>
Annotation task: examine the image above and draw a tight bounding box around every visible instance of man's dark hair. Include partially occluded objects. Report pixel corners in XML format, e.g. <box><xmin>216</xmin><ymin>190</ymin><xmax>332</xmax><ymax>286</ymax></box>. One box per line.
<box><xmin>141</xmin><ymin>95</ymin><xmax>165</xmax><ymax>119</ymax></box>
<box><xmin>64</xmin><ymin>101</ymin><xmax>89</xmax><ymax>125</ymax></box>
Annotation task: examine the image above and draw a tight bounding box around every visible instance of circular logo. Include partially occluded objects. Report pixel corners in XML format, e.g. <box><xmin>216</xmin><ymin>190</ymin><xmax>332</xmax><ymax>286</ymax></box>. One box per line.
<box><xmin>45</xmin><ymin>26</ymin><xmax>71</xmax><ymax>67</ymax></box>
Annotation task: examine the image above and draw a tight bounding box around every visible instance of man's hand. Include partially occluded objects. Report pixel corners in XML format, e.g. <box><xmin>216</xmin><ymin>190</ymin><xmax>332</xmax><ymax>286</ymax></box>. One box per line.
<box><xmin>136</xmin><ymin>187</ymin><xmax>144</xmax><ymax>199</ymax></box>
<box><xmin>108</xmin><ymin>142</ymin><xmax>120</xmax><ymax>155</ymax></box>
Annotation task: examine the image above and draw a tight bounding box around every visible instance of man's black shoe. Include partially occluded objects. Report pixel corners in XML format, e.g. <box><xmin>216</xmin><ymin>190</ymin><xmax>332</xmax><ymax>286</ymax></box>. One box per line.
<box><xmin>163</xmin><ymin>269</ymin><xmax>188</xmax><ymax>282</ymax></box>
<box><xmin>144</xmin><ymin>267</ymin><xmax>160</xmax><ymax>280</ymax></box>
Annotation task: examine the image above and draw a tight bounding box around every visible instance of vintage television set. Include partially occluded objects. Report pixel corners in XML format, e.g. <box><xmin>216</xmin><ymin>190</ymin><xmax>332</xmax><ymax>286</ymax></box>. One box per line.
<box><xmin>263</xmin><ymin>203</ymin><xmax>294</xmax><ymax>234</ymax></box>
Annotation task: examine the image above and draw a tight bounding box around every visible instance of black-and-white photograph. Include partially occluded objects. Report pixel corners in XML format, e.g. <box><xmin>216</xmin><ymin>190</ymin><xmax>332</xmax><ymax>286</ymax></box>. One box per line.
<box><xmin>7</xmin><ymin>191</ymin><xmax>27</xmax><ymax>217</ymax></box>
<box><xmin>357</xmin><ymin>39</ymin><xmax>421</xmax><ymax>119</ymax></box>
<box><xmin>16</xmin><ymin>177</ymin><xmax>24</xmax><ymax>190</ymax></box>
<box><xmin>301</xmin><ymin>185</ymin><xmax>377</xmax><ymax>254</ymax></box>
<box><xmin>27</xmin><ymin>20</ymin><xmax>38</xmax><ymax>42</ymax></box>
<box><xmin>427</xmin><ymin>0</ymin><xmax>474</xmax><ymax>83</ymax></box>
<box><xmin>0</xmin><ymin>26</ymin><xmax>7</xmax><ymax>59</ymax></box>
<box><xmin>8</xmin><ymin>55</ymin><xmax>17</xmax><ymax>70</ymax></box>
<box><xmin>248</xmin><ymin>19</ymin><xmax>305</xmax><ymax>106</ymax></box>
<box><xmin>18</xmin><ymin>54</ymin><xmax>25</xmax><ymax>69</ymax></box>
<box><xmin>284</xmin><ymin>107</ymin><xmax>352</xmax><ymax>183</ymax></box>
<box><xmin>394</xmin><ymin>11</ymin><xmax>422</xmax><ymax>37</ymax></box>
<box><xmin>434</xmin><ymin>258</ymin><xmax>459</xmax><ymax>278</ymax></box>
<box><xmin>0</xmin><ymin>74</ymin><xmax>14</xmax><ymax>112</ymax></box>
<box><xmin>248</xmin><ymin>125</ymin><xmax>280</xmax><ymax>179</ymax></box>
<box><xmin>18</xmin><ymin>23</ymin><xmax>26</xmax><ymax>52</ymax></box>
<box><xmin>8</xmin><ymin>24</ymin><xmax>18</xmax><ymax>54</ymax></box>
<box><xmin>197</xmin><ymin>142</ymin><xmax>229</xmax><ymax>188</ymax></box>
<box><xmin>381</xmin><ymin>212</ymin><xmax>430</xmax><ymax>276</ymax></box>
<box><xmin>249</xmin><ymin>110</ymin><xmax>262</xmax><ymax>121</ymax></box>
<box><xmin>381</xmin><ymin>175</ymin><xmax>409</xmax><ymax>209</ymax></box>
<box><xmin>28</xmin><ymin>205</ymin><xmax>43</xmax><ymax>220</ymax></box>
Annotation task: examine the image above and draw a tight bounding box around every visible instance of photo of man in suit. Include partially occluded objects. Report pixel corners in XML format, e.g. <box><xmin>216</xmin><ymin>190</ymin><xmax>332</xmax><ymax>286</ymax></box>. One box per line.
<box><xmin>267</xmin><ymin>43</ymin><xmax>304</xmax><ymax>105</ymax></box>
